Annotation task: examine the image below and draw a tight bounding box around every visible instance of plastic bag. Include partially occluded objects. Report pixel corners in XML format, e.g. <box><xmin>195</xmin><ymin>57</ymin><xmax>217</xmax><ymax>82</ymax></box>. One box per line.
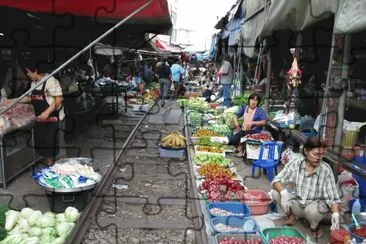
<box><xmin>337</xmin><ymin>170</ymin><xmax>359</xmax><ymax>213</ymax></box>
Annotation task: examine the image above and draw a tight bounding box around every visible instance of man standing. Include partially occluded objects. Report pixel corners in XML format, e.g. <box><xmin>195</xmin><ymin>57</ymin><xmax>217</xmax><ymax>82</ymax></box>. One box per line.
<box><xmin>156</xmin><ymin>57</ymin><xmax>171</xmax><ymax>107</ymax></box>
<box><xmin>217</xmin><ymin>54</ymin><xmax>233</xmax><ymax>107</ymax></box>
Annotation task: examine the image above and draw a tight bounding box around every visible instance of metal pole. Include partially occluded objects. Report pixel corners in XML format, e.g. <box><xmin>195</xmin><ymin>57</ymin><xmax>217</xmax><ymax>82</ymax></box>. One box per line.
<box><xmin>0</xmin><ymin>0</ymin><xmax>154</xmax><ymax>115</ymax></box>
<box><xmin>334</xmin><ymin>34</ymin><xmax>351</xmax><ymax>153</ymax></box>
<box><xmin>264</xmin><ymin>40</ymin><xmax>271</xmax><ymax>112</ymax></box>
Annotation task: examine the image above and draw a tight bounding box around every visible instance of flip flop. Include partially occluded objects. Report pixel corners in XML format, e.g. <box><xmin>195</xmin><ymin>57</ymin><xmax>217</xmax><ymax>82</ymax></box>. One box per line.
<box><xmin>310</xmin><ymin>228</ymin><xmax>324</xmax><ymax>240</ymax></box>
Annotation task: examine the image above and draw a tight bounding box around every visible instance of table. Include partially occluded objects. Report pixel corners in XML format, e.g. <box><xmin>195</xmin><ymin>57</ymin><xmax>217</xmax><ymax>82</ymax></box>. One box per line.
<box><xmin>99</xmin><ymin>83</ymin><xmax>132</xmax><ymax>114</ymax></box>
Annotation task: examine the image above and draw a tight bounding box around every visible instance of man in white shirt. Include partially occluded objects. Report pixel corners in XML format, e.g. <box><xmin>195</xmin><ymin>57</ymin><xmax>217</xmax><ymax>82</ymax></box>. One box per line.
<box><xmin>217</xmin><ymin>54</ymin><xmax>233</xmax><ymax>107</ymax></box>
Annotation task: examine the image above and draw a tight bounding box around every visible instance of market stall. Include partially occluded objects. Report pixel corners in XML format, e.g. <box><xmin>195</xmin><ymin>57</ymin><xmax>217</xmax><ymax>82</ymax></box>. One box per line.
<box><xmin>172</xmin><ymin>97</ymin><xmax>312</xmax><ymax>243</ymax></box>
<box><xmin>0</xmin><ymin>103</ymin><xmax>37</xmax><ymax>189</ymax></box>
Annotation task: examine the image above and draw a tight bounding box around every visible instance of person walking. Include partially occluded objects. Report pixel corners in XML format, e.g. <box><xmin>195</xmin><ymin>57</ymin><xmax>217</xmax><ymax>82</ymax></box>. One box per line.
<box><xmin>156</xmin><ymin>57</ymin><xmax>171</xmax><ymax>107</ymax></box>
<box><xmin>217</xmin><ymin>54</ymin><xmax>233</xmax><ymax>107</ymax></box>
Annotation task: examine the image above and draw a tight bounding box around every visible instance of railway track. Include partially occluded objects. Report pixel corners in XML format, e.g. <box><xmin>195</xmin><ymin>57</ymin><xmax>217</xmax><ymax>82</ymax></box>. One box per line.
<box><xmin>66</xmin><ymin>100</ymin><xmax>207</xmax><ymax>244</ymax></box>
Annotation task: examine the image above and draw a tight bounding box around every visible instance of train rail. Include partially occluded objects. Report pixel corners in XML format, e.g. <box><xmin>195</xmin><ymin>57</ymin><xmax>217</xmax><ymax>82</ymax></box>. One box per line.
<box><xmin>66</xmin><ymin>100</ymin><xmax>207</xmax><ymax>244</ymax></box>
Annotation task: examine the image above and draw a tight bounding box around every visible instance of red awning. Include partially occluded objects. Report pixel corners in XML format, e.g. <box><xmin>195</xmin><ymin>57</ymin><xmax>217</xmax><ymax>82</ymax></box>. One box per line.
<box><xmin>154</xmin><ymin>39</ymin><xmax>182</xmax><ymax>53</ymax></box>
<box><xmin>0</xmin><ymin>0</ymin><xmax>170</xmax><ymax>20</ymax></box>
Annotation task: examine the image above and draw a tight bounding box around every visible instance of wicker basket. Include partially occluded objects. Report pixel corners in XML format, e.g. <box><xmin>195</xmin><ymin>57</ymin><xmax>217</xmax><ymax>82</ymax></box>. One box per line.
<box><xmin>341</xmin><ymin>130</ymin><xmax>358</xmax><ymax>147</ymax></box>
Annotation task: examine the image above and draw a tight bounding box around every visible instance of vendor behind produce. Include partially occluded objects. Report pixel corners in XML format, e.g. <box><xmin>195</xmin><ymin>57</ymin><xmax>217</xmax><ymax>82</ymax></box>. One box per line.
<box><xmin>15</xmin><ymin>67</ymin><xmax>64</xmax><ymax>166</ymax></box>
<box><xmin>227</xmin><ymin>93</ymin><xmax>268</xmax><ymax>157</ymax></box>
<box><xmin>272</xmin><ymin>136</ymin><xmax>340</xmax><ymax>240</ymax></box>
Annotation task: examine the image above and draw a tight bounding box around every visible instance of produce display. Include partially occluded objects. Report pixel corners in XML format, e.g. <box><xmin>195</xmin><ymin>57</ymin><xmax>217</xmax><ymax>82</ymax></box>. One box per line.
<box><xmin>187</xmin><ymin>98</ymin><xmax>210</xmax><ymax>111</ymax></box>
<box><xmin>33</xmin><ymin>160</ymin><xmax>102</xmax><ymax>189</ymax></box>
<box><xmin>207</xmin><ymin>124</ymin><xmax>231</xmax><ymax>136</ymax></box>
<box><xmin>0</xmin><ymin>103</ymin><xmax>36</xmax><ymax>136</ymax></box>
<box><xmin>219</xmin><ymin>113</ymin><xmax>237</xmax><ymax>129</ymax></box>
<box><xmin>188</xmin><ymin>111</ymin><xmax>203</xmax><ymax>127</ymax></box>
<box><xmin>244</xmin><ymin>133</ymin><xmax>273</xmax><ymax>142</ymax></box>
<box><xmin>195</xmin><ymin>145</ymin><xmax>224</xmax><ymax>154</ymax></box>
<box><xmin>219</xmin><ymin>237</ymin><xmax>262</xmax><ymax>244</ymax></box>
<box><xmin>2</xmin><ymin>206</ymin><xmax>80</xmax><ymax>244</ymax></box>
<box><xmin>160</xmin><ymin>131</ymin><xmax>187</xmax><ymax>149</ymax></box>
<box><xmin>269</xmin><ymin>236</ymin><xmax>305</xmax><ymax>244</ymax></box>
<box><xmin>199</xmin><ymin>177</ymin><xmax>246</xmax><ymax>202</ymax></box>
<box><xmin>196</xmin><ymin>137</ymin><xmax>222</xmax><ymax>147</ymax></box>
<box><xmin>209</xmin><ymin>208</ymin><xmax>245</xmax><ymax>217</ymax></box>
<box><xmin>193</xmin><ymin>128</ymin><xmax>221</xmax><ymax>137</ymax></box>
<box><xmin>214</xmin><ymin>223</ymin><xmax>246</xmax><ymax>232</ymax></box>
<box><xmin>193</xmin><ymin>155</ymin><xmax>231</xmax><ymax>166</ymax></box>
<box><xmin>198</xmin><ymin>164</ymin><xmax>236</xmax><ymax>179</ymax></box>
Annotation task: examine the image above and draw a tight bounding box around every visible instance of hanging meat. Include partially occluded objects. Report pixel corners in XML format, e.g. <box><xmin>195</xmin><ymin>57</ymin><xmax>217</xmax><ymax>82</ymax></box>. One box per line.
<box><xmin>287</xmin><ymin>57</ymin><xmax>302</xmax><ymax>87</ymax></box>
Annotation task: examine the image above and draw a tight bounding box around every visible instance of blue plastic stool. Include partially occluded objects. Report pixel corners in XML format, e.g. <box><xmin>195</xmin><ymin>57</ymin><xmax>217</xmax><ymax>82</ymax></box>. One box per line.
<box><xmin>251</xmin><ymin>141</ymin><xmax>283</xmax><ymax>181</ymax></box>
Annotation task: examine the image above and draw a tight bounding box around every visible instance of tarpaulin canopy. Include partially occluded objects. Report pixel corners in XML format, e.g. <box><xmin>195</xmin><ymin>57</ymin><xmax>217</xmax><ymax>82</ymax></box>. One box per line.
<box><xmin>334</xmin><ymin>0</ymin><xmax>366</xmax><ymax>34</ymax></box>
<box><xmin>0</xmin><ymin>0</ymin><xmax>171</xmax><ymax>30</ymax></box>
<box><xmin>260</xmin><ymin>0</ymin><xmax>336</xmax><ymax>38</ymax></box>
<box><xmin>240</xmin><ymin>0</ymin><xmax>268</xmax><ymax>58</ymax></box>
<box><xmin>153</xmin><ymin>38</ymin><xmax>182</xmax><ymax>53</ymax></box>
<box><xmin>0</xmin><ymin>0</ymin><xmax>172</xmax><ymax>49</ymax></box>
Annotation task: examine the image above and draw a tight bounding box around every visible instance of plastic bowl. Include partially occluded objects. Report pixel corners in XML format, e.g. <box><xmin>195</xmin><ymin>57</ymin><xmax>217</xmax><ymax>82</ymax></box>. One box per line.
<box><xmin>262</xmin><ymin>227</ymin><xmax>306</xmax><ymax>243</ymax></box>
<box><xmin>240</xmin><ymin>190</ymin><xmax>272</xmax><ymax>215</ymax></box>
<box><xmin>348</xmin><ymin>223</ymin><xmax>366</xmax><ymax>243</ymax></box>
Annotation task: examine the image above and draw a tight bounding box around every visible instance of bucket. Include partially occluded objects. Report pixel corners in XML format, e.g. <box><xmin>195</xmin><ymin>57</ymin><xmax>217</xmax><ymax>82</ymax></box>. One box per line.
<box><xmin>46</xmin><ymin>189</ymin><xmax>92</xmax><ymax>213</ymax></box>
<box><xmin>330</xmin><ymin>229</ymin><xmax>350</xmax><ymax>243</ymax></box>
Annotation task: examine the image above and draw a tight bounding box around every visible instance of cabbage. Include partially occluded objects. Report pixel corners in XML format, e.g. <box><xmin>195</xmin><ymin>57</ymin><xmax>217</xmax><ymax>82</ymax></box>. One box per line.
<box><xmin>56</xmin><ymin>222</ymin><xmax>75</xmax><ymax>238</ymax></box>
<box><xmin>8</xmin><ymin>225</ymin><xmax>21</xmax><ymax>235</ymax></box>
<box><xmin>40</xmin><ymin>214</ymin><xmax>55</xmax><ymax>228</ymax></box>
<box><xmin>17</xmin><ymin>217</ymin><xmax>30</xmax><ymax>233</ymax></box>
<box><xmin>27</xmin><ymin>210</ymin><xmax>42</xmax><ymax>227</ymax></box>
<box><xmin>54</xmin><ymin>236</ymin><xmax>66</xmax><ymax>244</ymax></box>
<box><xmin>5</xmin><ymin>210</ymin><xmax>20</xmax><ymax>231</ymax></box>
<box><xmin>28</xmin><ymin>227</ymin><xmax>42</xmax><ymax>237</ymax></box>
<box><xmin>64</xmin><ymin>207</ymin><xmax>80</xmax><ymax>222</ymax></box>
<box><xmin>56</xmin><ymin>213</ymin><xmax>67</xmax><ymax>223</ymax></box>
<box><xmin>1</xmin><ymin>233</ymin><xmax>25</xmax><ymax>244</ymax></box>
<box><xmin>43</xmin><ymin>212</ymin><xmax>56</xmax><ymax>218</ymax></box>
<box><xmin>41</xmin><ymin>227</ymin><xmax>57</xmax><ymax>236</ymax></box>
<box><xmin>19</xmin><ymin>236</ymin><xmax>39</xmax><ymax>244</ymax></box>
<box><xmin>20</xmin><ymin>208</ymin><xmax>34</xmax><ymax>219</ymax></box>
<box><xmin>40</xmin><ymin>233</ymin><xmax>56</xmax><ymax>243</ymax></box>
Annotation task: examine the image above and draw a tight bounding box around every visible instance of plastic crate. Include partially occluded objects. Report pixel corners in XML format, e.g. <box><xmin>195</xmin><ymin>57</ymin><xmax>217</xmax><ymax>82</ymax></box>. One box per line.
<box><xmin>207</xmin><ymin>202</ymin><xmax>251</xmax><ymax>218</ymax></box>
<box><xmin>215</xmin><ymin>233</ymin><xmax>265</xmax><ymax>244</ymax></box>
<box><xmin>240</xmin><ymin>190</ymin><xmax>272</xmax><ymax>215</ymax></box>
<box><xmin>211</xmin><ymin>216</ymin><xmax>259</xmax><ymax>234</ymax></box>
<box><xmin>159</xmin><ymin>146</ymin><xmax>186</xmax><ymax>159</ymax></box>
<box><xmin>262</xmin><ymin>227</ymin><xmax>307</xmax><ymax>244</ymax></box>
<box><xmin>301</xmin><ymin>128</ymin><xmax>317</xmax><ymax>138</ymax></box>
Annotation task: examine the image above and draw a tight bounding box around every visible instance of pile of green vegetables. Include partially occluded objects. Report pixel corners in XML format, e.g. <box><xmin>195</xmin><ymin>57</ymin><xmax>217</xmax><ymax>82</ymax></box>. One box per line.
<box><xmin>195</xmin><ymin>136</ymin><xmax>222</xmax><ymax>148</ymax></box>
<box><xmin>207</xmin><ymin>124</ymin><xmax>232</xmax><ymax>136</ymax></box>
<box><xmin>188</xmin><ymin>111</ymin><xmax>203</xmax><ymax>128</ymax></box>
<box><xmin>1</xmin><ymin>206</ymin><xmax>80</xmax><ymax>243</ymax></box>
<box><xmin>187</xmin><ymin>99</ymin><xmax>209</xmax><ymax>112</ymax></box>
<box><xmin>193</xmin><ymin>154</ymin><xmax>231</xmax><ymax>166</ymax></box>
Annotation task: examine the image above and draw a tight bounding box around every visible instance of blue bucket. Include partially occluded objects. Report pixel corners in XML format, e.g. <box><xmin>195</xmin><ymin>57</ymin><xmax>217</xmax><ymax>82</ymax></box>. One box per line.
<box><xmin>348</xmin><ymin>223</ymin><xmax>366</xmax><ymax>243</ymax></box>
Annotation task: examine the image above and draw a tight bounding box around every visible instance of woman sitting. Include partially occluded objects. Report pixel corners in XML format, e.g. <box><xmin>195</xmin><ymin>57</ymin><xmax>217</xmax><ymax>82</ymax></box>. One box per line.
<box><xmin>272</xmin><ymin>136</ymin><xmax>340</xmax><ymax>240</ymax></box>
<box><xmin>227</xmin><ymin>93</ymin><xmax>268</xmax><ymax>157</ymax></box>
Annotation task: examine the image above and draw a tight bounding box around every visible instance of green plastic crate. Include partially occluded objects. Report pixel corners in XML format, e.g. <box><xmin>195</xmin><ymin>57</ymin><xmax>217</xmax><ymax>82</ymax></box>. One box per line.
<box><xmin>261</xmin><ymin>227</ymin><xmax>307</xmax><ymax>244</ymax></box>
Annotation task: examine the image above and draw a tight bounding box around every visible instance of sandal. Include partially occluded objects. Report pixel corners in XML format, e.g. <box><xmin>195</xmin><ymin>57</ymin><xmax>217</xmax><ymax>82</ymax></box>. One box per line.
<box><xmin>310</xmin><ymin>227</ymin><xmax>324</xmax><ymax>240</ymax></box>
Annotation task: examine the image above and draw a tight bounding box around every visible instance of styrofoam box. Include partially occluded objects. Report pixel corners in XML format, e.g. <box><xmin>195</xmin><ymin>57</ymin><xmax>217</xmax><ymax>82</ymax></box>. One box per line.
<box><xmin>133</xmin><ymin>103</ymin><xmax>151</xmax><ymax>112</ymax></box>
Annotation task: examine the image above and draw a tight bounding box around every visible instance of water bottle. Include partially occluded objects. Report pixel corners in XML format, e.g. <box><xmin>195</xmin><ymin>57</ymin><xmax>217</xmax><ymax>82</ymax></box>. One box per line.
<box><xmin>352</xmin><ymin>198</ymin><xmax>361</xmax><ymax>216</ymax></box>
